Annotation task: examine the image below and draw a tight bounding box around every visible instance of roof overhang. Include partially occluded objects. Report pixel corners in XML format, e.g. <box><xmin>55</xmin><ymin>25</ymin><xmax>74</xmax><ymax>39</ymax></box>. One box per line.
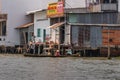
<box><xmin>26</xmin><ymin>9</ymin><xmax>46</xmax><ymax>15</ymax></box>
<box><xmin>0</xmin><ymin>19</ymin><xmax>6</xmax><ymax>22</ymax></box>
<box><xmin>48</xmin><ymin>22</ymin><xmax>65</xmax><ymax>29</ymax></box>
<box><xmin>69</xmin><ymin>23</ymin><xmax>120</xmax><ymax>27</ymax></box>
<box><xmin>15</xmin><ymin>22</ymin><xmax>34</xmax><ymax>29</ymax></box>
<box><xmin>26</xmin><ymin>7</ymin><xmax>87</xmax><ymax>16</ymax></box>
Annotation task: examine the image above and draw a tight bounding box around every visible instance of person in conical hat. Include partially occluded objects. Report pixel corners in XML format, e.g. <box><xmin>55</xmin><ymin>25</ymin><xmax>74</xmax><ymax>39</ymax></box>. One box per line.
<box><xmin>55</xmin><ymin>50</ymin><xmax>60</xmax><ymax>56</ymax></box>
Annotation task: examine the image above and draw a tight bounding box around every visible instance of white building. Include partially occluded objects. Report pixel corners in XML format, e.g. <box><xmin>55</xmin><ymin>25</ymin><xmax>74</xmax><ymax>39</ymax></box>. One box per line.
<box><xmin>27</xmin><ymin>9</ymin><xmax>50</xmax><ymax>43</ymax></box>
<box><xmin>0</xmin><ymin>0</ymin><xmax>57</xmax><ymax>46</ymax></box>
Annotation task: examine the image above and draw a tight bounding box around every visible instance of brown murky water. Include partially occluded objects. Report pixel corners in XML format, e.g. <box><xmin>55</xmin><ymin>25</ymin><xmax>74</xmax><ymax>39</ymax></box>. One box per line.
<box><xmin>0</xmin><ymin>54</ymin><xmax>120</xmax><ymax>80</ymax></box>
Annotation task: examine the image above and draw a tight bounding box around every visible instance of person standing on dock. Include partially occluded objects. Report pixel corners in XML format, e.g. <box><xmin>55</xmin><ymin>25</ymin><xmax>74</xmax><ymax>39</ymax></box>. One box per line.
<box><xmin>29</xmin><ymin>42</ymin><xmax>35</xmax><ymax>54</ymax></box>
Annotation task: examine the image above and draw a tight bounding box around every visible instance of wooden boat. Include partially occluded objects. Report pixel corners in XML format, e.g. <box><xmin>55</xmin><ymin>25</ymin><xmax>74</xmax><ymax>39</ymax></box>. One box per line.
<box><xmin>24</xmin><ymin>54</ymin><xmax>80</xmax><ymax>57</ymax></box>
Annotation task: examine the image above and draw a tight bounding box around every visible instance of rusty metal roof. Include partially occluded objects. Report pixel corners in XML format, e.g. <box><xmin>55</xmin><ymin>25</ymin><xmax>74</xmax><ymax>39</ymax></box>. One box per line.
<box><xmin>16</xmin><ymin>23</ymin><xmax>34</xmax><ymax>29</ymax></box>
<box><xmin>69</xmin><ymin>23</ymin><xmax>120</xmax><ymax>27</ymax></box>
<box><xmin>48</xmin><ymin>22</ymin><xmax>65</xmax><ymax>29</ymax></box>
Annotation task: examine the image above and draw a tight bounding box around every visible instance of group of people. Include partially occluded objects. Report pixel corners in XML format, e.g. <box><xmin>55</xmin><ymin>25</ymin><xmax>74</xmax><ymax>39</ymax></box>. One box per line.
<box><xmin>27</xmin><ymin>41</ymin><xmax>44</xmax><ymax>54</ymax></box>
<box><xmin>27</xmin><ymin>39</ymin><xmax>74</xmax><ymax>56</ymax></box>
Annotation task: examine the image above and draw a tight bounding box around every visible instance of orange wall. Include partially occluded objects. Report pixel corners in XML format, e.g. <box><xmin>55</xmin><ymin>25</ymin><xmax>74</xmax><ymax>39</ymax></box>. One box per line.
<box><xmin>102</xmin><ymin>29</ymin><xmax>120</xmax><ymax>45</ymax></box>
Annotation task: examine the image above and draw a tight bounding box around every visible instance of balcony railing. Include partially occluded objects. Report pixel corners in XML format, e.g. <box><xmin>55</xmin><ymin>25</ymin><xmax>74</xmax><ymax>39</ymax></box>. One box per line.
<box><xmin>101</xmin><ymin>3</ymin><xmax>117</xmax><ymax>11</ymax></box>
<box><xmin>91</xmin><ymin>3</ymin><xmax>117</xmax><ymax>12</ymax></box>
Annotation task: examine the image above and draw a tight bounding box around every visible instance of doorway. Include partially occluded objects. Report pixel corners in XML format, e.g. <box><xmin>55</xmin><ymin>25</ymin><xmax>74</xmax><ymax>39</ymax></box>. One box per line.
<box><xmin>25</xmin><ymin>32</ymin><xmax>28</xmax><ymax>44</ymax></box>
<box><xmin>60</xmin><ymin>26</ymin><xmax>65</xmax><ymax>44</ymax></box>
<box><xmin>43</xmin><ymin>29</ymin><xmax>46</xmax><ymax>42</ymax></box>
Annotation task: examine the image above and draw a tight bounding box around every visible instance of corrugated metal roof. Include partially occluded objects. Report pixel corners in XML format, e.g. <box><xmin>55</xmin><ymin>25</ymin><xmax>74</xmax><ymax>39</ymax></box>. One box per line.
<box><xmin>48</xmin><ymin>22</ymin><xmax>65</xmax><ymax>29</ymax></box>
<box><xmin>0</xmin><ymin>19</ymin><xmax>6</xmax><ymax>22</ymax></box>
<box><xmin>16</xmin><ymin>23</ymin><xmax>34</xmax><ymax>29</ymax></box>
<box><xmin>26</xmin><ymin>9</ymin><xmax>46</xmax><ymax>15</ymax></box>
<box><xmin>26</xmin><ymin>7</ymin><xmax>87</xmax><ymax>15</ymax></box>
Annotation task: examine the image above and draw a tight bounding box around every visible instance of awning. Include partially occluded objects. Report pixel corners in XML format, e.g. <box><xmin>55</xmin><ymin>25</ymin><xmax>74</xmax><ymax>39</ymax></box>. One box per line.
<box><xmin>69</xmin><ymin>23</ymin><xmax>120</xmax><ymax>27</ymax></box>
<box><xmin>0</xmin><ymin>19</ymin><xmax>6</xmax><ymax>22</ymax></box>
<box><xmin>16</xmin><ymin>22</ymin><xmax>34</xmax><ymax>29</ymax></box>
<box><xmin>48</xmin><ymin>22</ymin><xmax>65</xmax><ymax>29</ymax></box>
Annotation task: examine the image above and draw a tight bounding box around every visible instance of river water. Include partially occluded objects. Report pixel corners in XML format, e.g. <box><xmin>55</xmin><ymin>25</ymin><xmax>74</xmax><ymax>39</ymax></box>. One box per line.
<box><xmin>0</xmin><ymin>54</ymin><xmax>120</xmax><ymax>80</ymax></box>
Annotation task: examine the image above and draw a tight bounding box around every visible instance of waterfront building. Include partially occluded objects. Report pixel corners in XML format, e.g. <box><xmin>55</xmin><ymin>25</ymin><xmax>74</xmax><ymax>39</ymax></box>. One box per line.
<box><xmin>67</xmin><ymin>0</ymin><xmax>120</xmax><ymax>56</ymax></box>
<box><xmin>26</xmin><ymin>9</ymin><xmax>50</xmax><ymax>43</ymax></box>
<box><xmin>0</xmin><ymin>14</ymin><xmax>7</xmax><ymax>45</ymax></box>
<box><xmin>0</xmin><ymin>0</ymin><xmax>86</xmax><ymax>46</ymax></box>
<box><xmin>47</xmin><ymin>0</ymin><xmax>120</xmax><ymax>56</ymax></box>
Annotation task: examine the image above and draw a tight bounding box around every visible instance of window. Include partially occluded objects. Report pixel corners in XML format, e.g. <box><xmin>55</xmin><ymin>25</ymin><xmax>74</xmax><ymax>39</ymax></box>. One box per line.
<box><xmin>37</xmin><ymin>28</ymin><xmax>41</xmax><ymax>37</ymax></box>
<box><xmin>111</xmin><ymin>0</ymin><xmax>117</xmax><ymax>3</ymax></box>
<box><xmin>43</xmin><ymin>29</ymin><xmax>46</xmax><ymax>42</ymax></box>
<box><xmin>103</xmin><ymin>0</ymin><xmax>110</xmax><ymax>3</ymax></box>
<box><xmin>0</xmin><ymin>21</ymin><xmax>6</xmax><ymax>36</ymax></box>
<box><xmin>103</xmin><ymin>0</ymin><xmax>117</xmax><ymax>3</ymax></box>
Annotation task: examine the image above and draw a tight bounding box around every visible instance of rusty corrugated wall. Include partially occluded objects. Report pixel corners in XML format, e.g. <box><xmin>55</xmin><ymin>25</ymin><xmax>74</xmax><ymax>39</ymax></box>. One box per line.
<box><xmin>71</xmin><ymin>25</ymin><xmax>102</xmax><ymax>48</ymax></box>
<box><xmin>69</xmin><ymin>12</ymin><xmax>120</xmax><ymax>48</ymax></box>
<box><xmin>69</xmin><ymin>12</ymin><xmax>118</xmax><ymax>24</ymax></box>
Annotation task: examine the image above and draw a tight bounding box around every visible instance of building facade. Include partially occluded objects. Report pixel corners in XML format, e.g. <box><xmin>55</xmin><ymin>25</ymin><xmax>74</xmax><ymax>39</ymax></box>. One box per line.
<box><xmin>66</xmin><ymin>0</ymin><xmax>120</xmax><ymax>56</ymax></box>
<box><xmin>0</xmin><ymin>0</ymin><xmax>58</xmax><ymax>46</ymax></box>
<box><xmin>27</xmin><ymin>9</ymin><xmax>50</xmax><ymax>43</ymax></box>
<box><xmin>47</xmin><ymin>0</ymin><xmax>120</xmax><ymax>56</ymax></box>
<box><xmin>0</xmin><ymin>0</ymin><xmax>86</xmax><ymax>46</ymax></box>
<box><xmin>34</xmin><ymin>10</ymin><xmax>50</xmax><ymax>43</ymax></box>
<box><xmin>0</xmin><ymin>14</ymin><xmax>7</xmax><ymax>45</ymax></box>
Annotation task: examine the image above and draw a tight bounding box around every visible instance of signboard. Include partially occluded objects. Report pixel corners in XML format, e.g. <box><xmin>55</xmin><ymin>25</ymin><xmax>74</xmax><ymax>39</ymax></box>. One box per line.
<box><xmin>102</xmin><ymin>29</ymin><xmax>120</xmax><ymax>45</ymax></box>
<box><xmin>47</xmin><ymin>1</ymin><xmax>64</xmax><ymax>18</ymax></box>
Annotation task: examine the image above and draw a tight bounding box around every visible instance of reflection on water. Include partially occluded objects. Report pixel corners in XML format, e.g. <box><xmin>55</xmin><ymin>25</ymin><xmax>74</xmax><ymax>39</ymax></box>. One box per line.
<box><xmin>0</xmin><ymin>55</ymin><xmax>120</xmax><ymax>80</ymax></box>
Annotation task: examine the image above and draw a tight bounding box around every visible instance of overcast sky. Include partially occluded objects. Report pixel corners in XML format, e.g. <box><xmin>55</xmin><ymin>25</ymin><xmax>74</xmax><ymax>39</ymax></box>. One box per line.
<box><xmin>1</xmin><ymin>0</ymin><xmax>86</xmax><ymax>13</ymax></box>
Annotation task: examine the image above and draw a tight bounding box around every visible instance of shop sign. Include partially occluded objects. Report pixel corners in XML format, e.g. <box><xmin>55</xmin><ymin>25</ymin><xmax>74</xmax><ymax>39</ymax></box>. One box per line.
<box><xmin>47</xmin><ymin>1</ymin><xmax>64</xmax><ymax>18</ymax></box>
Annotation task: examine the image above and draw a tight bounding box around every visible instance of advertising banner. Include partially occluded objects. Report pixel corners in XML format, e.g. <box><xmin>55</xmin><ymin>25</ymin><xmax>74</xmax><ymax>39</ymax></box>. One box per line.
<box><xmin>47</xmin><ymin>1</ymin><xmax>64</xmax><ymax>18</ymax></box>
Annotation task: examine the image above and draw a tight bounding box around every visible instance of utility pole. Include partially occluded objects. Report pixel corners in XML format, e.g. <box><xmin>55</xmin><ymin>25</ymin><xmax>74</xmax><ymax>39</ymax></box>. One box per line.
<box><xmin>107</xmin><ymin>13</ymin><xmax>111</xmax><ymax>59</ymax></box>
<box><xmin>107</xmin><ymin>28</ymin><xmax>111</xmax><ymax>59</ymax></box>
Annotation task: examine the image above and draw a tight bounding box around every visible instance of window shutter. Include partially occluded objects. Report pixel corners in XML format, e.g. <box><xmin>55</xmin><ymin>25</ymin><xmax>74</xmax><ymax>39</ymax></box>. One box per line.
<box><xmin>37</xmin><ymin>28</ymin><xmax>41</xmax><ymax>37</ymax></box>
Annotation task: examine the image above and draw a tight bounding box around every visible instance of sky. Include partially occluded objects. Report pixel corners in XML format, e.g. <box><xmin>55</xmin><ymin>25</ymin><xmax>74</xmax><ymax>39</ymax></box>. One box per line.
<box><xmin>1</xmin><ymin>0</ymin><xmax>86</xmax><ymax>13</ymax></box>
